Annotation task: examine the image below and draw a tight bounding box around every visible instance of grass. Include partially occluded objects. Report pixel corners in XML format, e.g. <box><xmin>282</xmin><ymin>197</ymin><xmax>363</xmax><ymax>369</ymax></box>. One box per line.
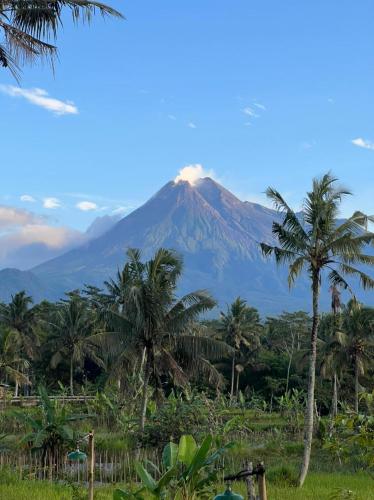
<box><xmin>0</xmin><ymin>473</ymin><xmax>372</xmax><ymax>499</ymax></box>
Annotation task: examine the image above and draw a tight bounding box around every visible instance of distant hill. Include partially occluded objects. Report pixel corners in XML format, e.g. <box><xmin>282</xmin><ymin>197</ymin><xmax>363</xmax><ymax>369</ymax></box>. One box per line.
<box><xmin>0</xmin><ymin>177</ymin><xmax>371</xmax><ymax>313</ymax></box>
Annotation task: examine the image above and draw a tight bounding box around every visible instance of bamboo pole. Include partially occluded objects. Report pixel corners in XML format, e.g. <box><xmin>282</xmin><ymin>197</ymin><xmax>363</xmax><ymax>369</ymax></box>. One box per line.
<box><xmin>257</xmin><ymin>462</ymin><xmax>267</xmax><ymax>500</ymax></box>
<box><xmin>88</xmin><ymin>430</ymin><xmax>95</xmax><ymax>500</ymax></box>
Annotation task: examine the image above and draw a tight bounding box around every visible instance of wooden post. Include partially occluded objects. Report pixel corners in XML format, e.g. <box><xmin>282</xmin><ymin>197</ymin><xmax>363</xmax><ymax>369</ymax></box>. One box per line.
<box><xmin>245</xmin><ymin>461</ymin><xmax>256</xmax><ymax>500</ymax></box>
<box><xmin>257</xmin><ymin>462</ymin><xmax>267</xmax><ymax>500</ymax></box>
<box><xmin>88</xmin><ymin>430</ymin><xmax>94</xmax><ymax>500</ymax></box>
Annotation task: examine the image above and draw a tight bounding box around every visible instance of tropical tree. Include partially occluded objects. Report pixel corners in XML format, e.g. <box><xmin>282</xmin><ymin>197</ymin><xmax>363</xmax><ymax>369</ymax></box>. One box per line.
<box><xmin>265</xmin><ymin>311</ymin><xmax>310</xmax><ymax>393</ymax></box>
<box><xmin>0</xmin><ymin>0</ymin><xmax>123</xmax><ymax>78</ymax></box>
<box><xmin>0</xmin><ymin>291</ymin><xmax>39</xmax><ymax>396</ymax></box>
<box><xmin>0</xmin><ymin>329</ymin><xmax>29</xmax><ymax>389</ymax></box>
<box><xmin>260</xmin><ymin>173</ymin><xmax>374</xmax><ymax>486</ymax></box>
<box><xmin>343</xmin><ymin>300</ymin><xmax>374</xmax><ymax>412</ymax></box>
<box><xmin>14</xmin><ymin>386</ymin><xmax>89</xmax><ymax>474</ymax></box>
<box><xmin>93</xmin><ymin>248</ymin><xmax>228</xmax><ymax>431</ymax></box>
<box><xmin>319</xmin><ymin>316</ymin><xmax>347</xmax><ymax>418</ymax></box>
<box><xmin>47</xmin><ymin>296</ymin><xmax>104</xmax><ymax>396</ymax></box>
<box><xmin>219</xmin><ymin>297</ymin><xmax>261</xmax><ymax>400</ymax></box>
<box><xmin>319</xmin><ymin>286</ymin><xmax>345</xmax><ymax>417</ymax></box>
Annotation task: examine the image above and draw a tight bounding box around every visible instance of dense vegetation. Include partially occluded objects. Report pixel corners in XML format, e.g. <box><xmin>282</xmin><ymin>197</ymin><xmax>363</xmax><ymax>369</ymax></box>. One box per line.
<box><xmin>0</xmin><ymin>174</ymin><xmax>373</xmax><ymax>499</ymax></box>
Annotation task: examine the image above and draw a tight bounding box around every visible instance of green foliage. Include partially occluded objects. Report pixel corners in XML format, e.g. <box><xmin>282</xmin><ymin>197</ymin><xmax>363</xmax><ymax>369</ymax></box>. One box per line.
<box><xmin>267</xmin><ymin>465</ymin><xmax>298</xmax><ymax>486</ymax></box>
<box><xmin>323</xmin><ymin>404</ymin><xmax>374</xmax><ymax>471</ymax></box>
<box><xmin>13</xmin><ymin>386</ymin><xmax>91</xmax><ymax>463</ymax></box>
<box><xmin>138</xmin><ymin>392</ymin><xmax>219</xmax><ymax>446</ymax></box>
<box><xmin>114</xmin><ymin>434</ymin><xmax>233</xmax><ymax>499</ymax></box>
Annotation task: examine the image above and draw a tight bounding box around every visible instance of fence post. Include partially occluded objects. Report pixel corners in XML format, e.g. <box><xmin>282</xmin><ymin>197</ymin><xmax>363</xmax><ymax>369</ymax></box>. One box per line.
<box><xmin>88</xmin><ymin>430</ymin><xmax>95</xmax><ymax>500</ymax></box>
<box><xmin>257</xmin><ymin>462</ymin><xmax>267</xmax><ymax>500</ymax></box>
<box><xmin>245</xmin><ymin>461</ymin><xmax>256</xmax><ymax>500</ymax></box>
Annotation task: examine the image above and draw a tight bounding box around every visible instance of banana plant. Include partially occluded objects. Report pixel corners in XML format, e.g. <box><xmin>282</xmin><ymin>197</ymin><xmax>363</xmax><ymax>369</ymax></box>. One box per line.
<box><xmin>113</xmin><ymin>434</ymin><xmax>232</xmax><ymax>499</ymax></box>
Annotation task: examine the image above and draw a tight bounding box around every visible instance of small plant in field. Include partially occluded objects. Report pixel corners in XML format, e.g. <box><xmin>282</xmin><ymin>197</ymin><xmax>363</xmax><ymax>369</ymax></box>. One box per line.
<box><xmin>324</xmin><ymin>410</ymin><xmax>374</xmax><ymax>471</ymax></box>
<box><xmin>277</xmin><ymin>389</ymin><xmax>305</xmax><ymax>433</ymax></box>
<box><xmin>329</xmin><ymin>488</ymin><xmax>357</xmax><ymax>499</ymax></box>
<box><xmin>13</xmin><ymin>386</ymin><xmax>91</xmax><ymax>472</ymax></box>
<box><xmin>114</xmin><ymin>434</ymin><xmax>233</xmax><ymax>499</ymax></box>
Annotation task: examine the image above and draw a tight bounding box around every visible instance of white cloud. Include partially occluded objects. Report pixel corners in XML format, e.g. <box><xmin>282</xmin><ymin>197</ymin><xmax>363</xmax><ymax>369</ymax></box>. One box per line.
<box><xmin>0</xmin><ymin>85</ymin><xmax>78</xmax><ymax>115</ymax></box>
<box><xmin>243</xmin><ymin>107</ymin><xmax>259</xmax><ymax>118</ymax></box>
<box><xmin>0</xmin><ymin>206</ymin><xmax>41</xmax><ymax>229</ymax></box>
<box><xmin>351</xmin><ymin>138</ymin><xmax>374</xmax><ymax>151</ymax></box>
<box><xmin>174</xmin><ymin>164</ymin><xmax>215</xmax><ymax>185</ymax></box>
<box><xmin>0</xmin><ymin>204</ymin><xmax>84</xmax><ymax>269</ymax></box>
<box><xmin>168</xmin><ymin>114</ymin><xmax>177</xmax><ymax>120</ymax></box>
<box><xmin>253</xmin><ymin>102</ymin><xmax>266</xmax><ymax>110</ymax></box>
<box><xmin>20</xmin><ymin>194</ymin><xmax>36</xmax><ymax>203</ymax></box>
<box><xmin>76</xmin><ymin>201</ymin><xmax>98</xmax><ymax>212</ymax></box>
<box><xmin>43</xmin><ymin>197</ymin><xmax>61</xmax><ymax>209</ymax></box>
<box><xmin>187</xmin><ymin>122</ymin><xmax>197</xmax><ymax>129</ymax></box>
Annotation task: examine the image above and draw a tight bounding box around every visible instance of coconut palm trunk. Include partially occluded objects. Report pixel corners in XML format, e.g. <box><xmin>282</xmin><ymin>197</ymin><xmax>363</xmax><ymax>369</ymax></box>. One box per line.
<box><xmin>332</xmin><ymin>372</ymin><xmax>338</xmax><ymax>417</ymax></box>
<box><xmin>140</xmin><ymin>350</ymin><xmax>152</xmax><ymax>431</ymax></box>
<box><xmin>354</xmin><ymin>357</ymin><xmax>359</xmax><ymax>413</ymax></box>
<box><xmin>298</xmin><ymin>272</ymin><xmax>320</xmax><ymax>487</ymax></box>
<box><xmin>69</xmin><ymin>358</ymin><xmax>74</xmax><ymax>396</ymax></box>
<box><xmin>230</xmin><ymin>352</ymin><xmax>236</xmax><ymax>400</ymax></box>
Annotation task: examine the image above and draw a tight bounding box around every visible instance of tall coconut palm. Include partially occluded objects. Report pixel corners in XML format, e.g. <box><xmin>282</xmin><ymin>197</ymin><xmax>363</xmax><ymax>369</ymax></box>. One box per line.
<box><xmin>0</xmin><ymin>329</ymin><xmax>29</xmax><ymax>389</ymax></box>
<box><xmin>0</xmin><ymin>291</ymin><xmax>39</xmax><ymax>396</ymax></box>
<box><xmin>343</xmin><ymin>300</ymin><xmax>374</xmax><ymax>413</ymax></box>
<box><xmin>0</xmin><ymin>0</ymin><xmax>123</xmax><ymax>78</ymax></box>
<box><xmin>48</xmin><ymin>296</ymin><xmax>104</xmax><ymax>396</ymax></box>
<box><xmin>319</xmin><ymin>316</ymin><xmax>347</xmax><ymax>418</ymax></box>
<box><xmin>93</xmin><ymin>248</ymin><xmax>228</xmax><ymax>431</ymax></box>
<box><xmin>219</xmin><ymin>297</ymin><xmax>261</xmax><ymax>400</ymax></box>
<box><xmin>260</xmin><ymin>173</ymin><xmax>374</xmax><ymax>486</ymax></box>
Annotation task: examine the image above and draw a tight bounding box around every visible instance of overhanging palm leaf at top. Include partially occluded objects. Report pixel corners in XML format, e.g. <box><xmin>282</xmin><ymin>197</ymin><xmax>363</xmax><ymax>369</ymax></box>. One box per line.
<box><xmin>0</xmin><ymin>0</ymin><xmax>123</xmax><ymax>78</ymax></box>
<box><xmin>260</xmin><ymin>174</ymin><xmax>374</xmax><ymax>292</ymax></box>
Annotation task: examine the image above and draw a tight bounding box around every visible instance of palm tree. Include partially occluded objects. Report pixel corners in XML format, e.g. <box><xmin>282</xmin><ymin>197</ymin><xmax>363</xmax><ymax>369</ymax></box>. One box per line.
<box><xmin>343</xmin><ymin>300</ymin><xmax>374</xmax><ymax>413</ymax></box>
<box><xmin>0</xmin><ymin>291</ymin><xmax>39</xmax><ymax>396</ymax></box>
<box><xmin>219</xmin><ymin>297</ymin><xmax>261</xmax><ymax>400</ymax></box>
<box><xmin>0</xmin><ymin>0</ymin><xmax>123</xmax><ymax>78</ymax></box>
<box><xmin>93</xmin><ymin>248</ymin><xmax>227</xmax><ymax>431</ymax></box>
<box><xmin>0</xmin><ymin>329</ymin><xmax>29</xmax><ymax>390</ymax></box>
<box><xmin>319</xmin><ymin>317</ymin><xmax>347</xmax><ymax>418</ymax></box>
<box><xmin>48</xmin><ymin>296</ymin><xmax>104</xmax><ymax>396</ymax></box>
<box><xmin>260</xmin><ymin>173</ymin><xmax>374</xmax><ymax>486</ymax></box>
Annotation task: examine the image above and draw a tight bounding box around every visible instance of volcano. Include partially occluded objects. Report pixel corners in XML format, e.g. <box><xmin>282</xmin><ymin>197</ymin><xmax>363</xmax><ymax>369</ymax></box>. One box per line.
<box><xmin>0</xmin><ymin>177</ymin><xmax>354</xmax><ymax>313</ymax></box>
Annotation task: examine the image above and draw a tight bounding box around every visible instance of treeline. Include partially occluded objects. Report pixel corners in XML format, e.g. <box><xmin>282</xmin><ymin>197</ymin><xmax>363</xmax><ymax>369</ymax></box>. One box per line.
<box><xmin>0</xmin><ymin>256</ymin><xmax>373</xmax><ymax>420</ymax></box>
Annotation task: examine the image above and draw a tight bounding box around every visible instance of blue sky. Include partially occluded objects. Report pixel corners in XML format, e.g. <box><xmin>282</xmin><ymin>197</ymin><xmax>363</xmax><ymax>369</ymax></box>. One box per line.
<box><xmin>0</xmin><ymin>0</ymin><xmax>373</xmax><ymax>241</ymax></box>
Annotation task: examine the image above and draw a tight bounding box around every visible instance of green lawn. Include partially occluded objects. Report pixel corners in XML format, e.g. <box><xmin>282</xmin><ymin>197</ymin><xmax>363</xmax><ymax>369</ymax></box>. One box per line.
<box><xmin>0</xmin><ymin>473</ymin><xmax>373</xmax><ymax>500</ymax></box>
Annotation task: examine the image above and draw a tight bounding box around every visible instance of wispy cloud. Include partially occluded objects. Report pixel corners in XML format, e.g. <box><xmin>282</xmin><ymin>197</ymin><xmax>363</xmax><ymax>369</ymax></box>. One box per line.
<box><xmin>0</xmin><ymin>85</ymin><xmax>78</xmax><ymax>115</ymax></box>
<box><xmin>0</xmin><ymin>206</ymin><xmax>42</xmax><ymax>229</ymax></box>
<box><xmin>76</xmin><ymin>201</ymin><xmax>98</xmax><ymax>212</ymax></box>
<box><xmin>43</xmin><ymin>197</ymin><xmax>61</xmax><ymax>209</ymax></box>
<box><xmin>20</xmin><ymin>194</ymin><xmax>36</xmax><ymax>203</ymax></box>
<box><xmin>168</xmin><ymin>114</ymin><xmax>177</xmax><ymax>120</ymax></box>
<box><xmin>253</xmin><ymin>102</ymin><xmax>266</xmax><ymax>111</ymax></box>
<box><xmin>243</xmin><ymin>106</ymin><xmax>259</xmax><ymax>118</ymax></box>
<box><xmin>112</xmin><ymin>205</ymin><xmax>133</xmax><ymax>215</ymax></box>
<box><xmin>187</xmin><ymin>122</ymin><xmax>197</xmax><ymax>129</ymax></box>
<box><xmin>352</xmin><ymin>138</ymin><xmax>374</xmax><ymax>151</ymax></box>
